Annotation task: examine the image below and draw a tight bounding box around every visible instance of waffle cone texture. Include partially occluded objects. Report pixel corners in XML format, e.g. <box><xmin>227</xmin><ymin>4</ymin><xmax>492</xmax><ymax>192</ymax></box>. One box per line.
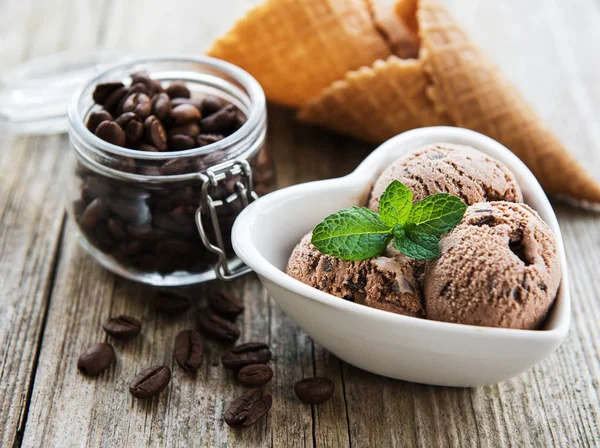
<box><xmin>208</xmin><ymin>0</ymin><xmax>600</xmax><ymax>203</ymax></box>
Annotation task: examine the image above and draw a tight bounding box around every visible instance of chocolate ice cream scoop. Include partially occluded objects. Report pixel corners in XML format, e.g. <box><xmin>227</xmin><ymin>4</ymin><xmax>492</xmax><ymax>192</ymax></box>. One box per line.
<box><xmin>286</xmin><ymin>234</ymin><xmax>423</xmax><ymax>317</ymax></box>
<box><xmin>369</xmin><ymin>143</ymin><xmax>523</xmax><ymax>210</ymax></box>
<box><xmin>424</xmin><ymin>202</ymin><xmax>561</xmax><ymax>329</ymax></box>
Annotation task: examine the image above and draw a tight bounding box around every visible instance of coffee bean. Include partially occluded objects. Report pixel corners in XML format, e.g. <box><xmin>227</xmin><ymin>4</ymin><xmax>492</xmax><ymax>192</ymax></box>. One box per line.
<box><xmin>174</xmin><ymin>330</ymin><xmax>204</xmax><ymax>372</ymax></box>
<box><xmin>171</xmin><ymin>104</ymin><xmax>201</xmax><ymax>125</ymax></box>
<box><xmin>166</xmin><ymin>81</ymin><xmax>191</xmax><ymax>99</ymax></box>
<box><xmin>157</xmin><ymin>238</ymin><xmax>189</xmax><ymax>256</ymax></box>
<box><xmin>95</xmin><ymin>121</ymin><xmax>126</xmax><ymax>146</ymax></box>
<box><xmin>116</xmin><ymin>112</ymin><xmax>144</xmax><ymax>143</ymax></box>
<box><xmin>138</xmin><ymin>143</ymin><xmax>159</xmax><ymax>152</ymax></box>
<box><xmin>129</xmin><ymin>365</ymin><xmax>171</xmax><ymax>399</ymax></box>
<box><xmin>83</xmin><ymin>176</ymin><xmax>112</xmax><ymax>200</ymax></box>
<box><xmin>224</xmin><ymin>389</ymin><xmax>272</xmax><ymax>428</ymax></box>
<box><xmin>107</xmin><ymin>196</ymin><xmax>150</xmax><ymax>224</ymax></box>
<box><xmin>238</xmin><ymin>364</ymin><xmax>273</xmax><ymax>387</ymax></box>
<box><xmin>201</xmin><ymin>95</ymin><xmax>225</xmax><ymax>116</ymax></box>
<box><xmin>209</xmin><ymin>291</ymin><xmax>244</xmax><ymax>319</ymax></box>
<box><xmin>107</xmin><ymin>218</ymin><xmax>127</xmax><ymax>240</ymax></box>
<box><xmin>150</xmin><ymin>291</ymin><xmax>191</xmax><ymax>315</ymax></box>
<box><xmin>294</xmin><ymin>377</ymin><xmax>335</xmax><ymax>405</ymax></box>
<box><xmin>129</xmin><ymin>82</ymin><xmax>149</xmax><ymax>95</ymax></box>
<box><xmin>127</xmin><ymin>224</ymin><xmax>169</xmax><ymax>241</ymax></box>
<box><xmin>131</xmin><ymin>72</ymin><xmax>163</xmax><ymax>96</ymax></box>
<box><xmin>118</xmin><ymin>240</ymin><xmax>145</xmax><ymax>255</ymax></box>
<box><xmin>82</xmin><ymin>198</ymin><xmax>109</xmax><ymax>228</ymax></box>
<box><xmin>169</xmin><ymin>205</ymin><xmax>196</xmax><ymax>225</ymax></box>
<box><xmin>77</xmin><ymin>342</ymin><xmax>115</xmax><ymax>376</ymax></box>
<box><xmin>196</xmin><ymin>134</ymin><xmax>224</xmax><ymax>147</ymax></box>
<box><xmin>93</xmin><ymin>81</ymin><xmax>125</xmax><ymax>104</ymax></box>
<box><xmin>103</xmin><ymin>86</ymin><xmax>129</xmax><ymax>114</ymax></box>
<box><xmin>87</xmin><ymin>110</ymin><xmax>113</xmax><ymax>133</ymax></box>
<box><xmin>138</xmin><ymin>166</ymin><xmax>161</xmax><ymax>176</ymax></box>
<box><xmin>102</xmin><ymin>315</ymin><xmax>142</xmax><ymax>340</ymax></box>
<box><xmin>221</xmin><ymin>342</ymin><xmax>271</xmax><ymax>370</ymax></box>
<box><xmin>197</xmin><ymin>313</ymin><xmax>240</xmax><ymax>342</ymax></box>
<box><xmin>122</xmin><ymin>93</ymin><xmax>152</xmax><ymax>119</ymax></box>
<box><xmin>168</xmin><ymin>134</ymin><xmax>196</xmax><ymax>150</ymax></box>
<box><xmin>152</xmin><ymin>92</ymin><xmax>172</xmax><ymax>121</ymax></box>
<box><xmin>168</xmin><ymin>123</ymin><xmax>200</xmax><ymax>139</ymax></box>
<box><xmin>159</xmin><ymin>158</ymin><xmax>190</xmax><ymax>175</ymax></box>
<box><xmin>200</xmin><ymin>104</ymin><xmax>239</xmax><ymax>134</ymax></box>
<box><xmin>171</xmin><ymin>97</ymin><xmax>203</xmax><ymax>110</ymax></box>
<box><xmin>144</xmin><ymin>115</ymin><xmax>167</xmax><ymax>151</ymax></box>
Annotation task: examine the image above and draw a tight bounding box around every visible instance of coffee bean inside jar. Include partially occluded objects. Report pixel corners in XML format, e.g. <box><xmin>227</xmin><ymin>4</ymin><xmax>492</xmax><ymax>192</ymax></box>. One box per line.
<box><xmin>67</xmin><ymin>58</ymin><xmax>273</xmax><ymax>285</ymax></box>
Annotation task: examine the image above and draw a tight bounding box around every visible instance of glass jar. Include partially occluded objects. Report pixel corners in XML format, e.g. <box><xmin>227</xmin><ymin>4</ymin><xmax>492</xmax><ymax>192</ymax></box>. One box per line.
<box><xmin>65</xmin><ymin>57</ymin><xmax>274</xmax><ymax>286</ymax></box>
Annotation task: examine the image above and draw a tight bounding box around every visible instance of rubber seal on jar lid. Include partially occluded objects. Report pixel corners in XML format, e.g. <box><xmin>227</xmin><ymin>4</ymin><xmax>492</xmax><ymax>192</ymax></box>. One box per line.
<box><xmin>0</xmin><ymin>49</ymin><xmax>129</xmax><ymax>135</ymax></box>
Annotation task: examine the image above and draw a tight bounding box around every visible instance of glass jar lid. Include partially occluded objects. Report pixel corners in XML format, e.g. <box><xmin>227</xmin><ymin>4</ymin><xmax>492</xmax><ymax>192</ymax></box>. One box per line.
<box><xmin>0</xmin><ymin>49</ymin><xmax>128</xmax><ymax>135</ymax></box>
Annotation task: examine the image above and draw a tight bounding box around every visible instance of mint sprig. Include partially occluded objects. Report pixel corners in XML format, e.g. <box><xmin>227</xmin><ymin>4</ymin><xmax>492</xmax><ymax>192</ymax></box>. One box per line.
<box><xmin>310</xmin><ymin>180</ymin><xmax>466</xmax><ymax>261</ymax></box>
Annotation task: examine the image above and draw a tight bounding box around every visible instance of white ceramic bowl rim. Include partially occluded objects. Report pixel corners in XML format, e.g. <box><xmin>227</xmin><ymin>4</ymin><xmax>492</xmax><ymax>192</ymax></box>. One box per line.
<box><xmin>232</xmin><ymin>127</ymin><xmax>570</xmax><ymax>342</ymax></box>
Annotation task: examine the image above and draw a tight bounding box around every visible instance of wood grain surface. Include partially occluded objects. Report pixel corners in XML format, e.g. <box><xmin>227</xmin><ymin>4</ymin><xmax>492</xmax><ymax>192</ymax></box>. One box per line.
<box><xmin>0</xmin><ymin>0</ymin><xmax>599</xmax><ymax>447</ymax></box>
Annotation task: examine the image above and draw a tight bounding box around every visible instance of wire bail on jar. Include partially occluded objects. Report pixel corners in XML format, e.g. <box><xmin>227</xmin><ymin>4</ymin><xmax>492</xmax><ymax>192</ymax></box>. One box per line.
<box><xmin>196</xmin><ymin>159</ymin><xmax>258</xmax><ymax>281</ymax></box>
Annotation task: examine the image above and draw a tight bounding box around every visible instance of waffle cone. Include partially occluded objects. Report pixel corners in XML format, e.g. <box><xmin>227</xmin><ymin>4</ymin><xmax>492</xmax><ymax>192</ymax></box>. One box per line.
<box><xmin>207</xmin><ymin>0</ymin><xmax>395</xmax><ymax>108</ymax></box>
<box><xmin>300</xmin><ymin>0</ymin><xmax>600</xmax><ymax>203</ymax></box>
<box><xmin>298</xmin><ymin>56</ymin><xmax>450</xmax><ymax>142</ymax></box>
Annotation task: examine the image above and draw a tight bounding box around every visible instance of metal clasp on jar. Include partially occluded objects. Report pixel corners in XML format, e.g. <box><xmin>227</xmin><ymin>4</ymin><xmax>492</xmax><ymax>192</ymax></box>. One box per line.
<box><xmin>196</xmin><ymin>159</ymin><xmax>258</xmax><ymax>281</ymax></box>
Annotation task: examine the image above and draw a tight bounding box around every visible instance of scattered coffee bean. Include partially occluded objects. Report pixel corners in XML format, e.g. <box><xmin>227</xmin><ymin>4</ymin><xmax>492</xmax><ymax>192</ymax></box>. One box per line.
<box><xmin>294</xmin><ymin>377</ymin><xmax>335</xmax><ymax>405</ymax></box>
<box><xmin>197</xmin><ymin>312</ymin><xmax>240</xmax><ymax>342</ymax></box>
<box><xmin>102</xmin><ymin>315</ymin><xmax>142</xmax><ymax>340</ymax></box>
<box><xmin>224</xmin><ymin>388</ymin><xmax>272</xmax><ymax>428</ymax></box>
<box><xmin>196</xmin><ymin>133</ymin><xmax>224</xmax><ymax>147</ymax></box>
<box><xmin>129</xmin><ymin>365</ymin><xmax>171</xmax><ymax>399</ymax></box>
<box><xmin>238</xmin><ymin>364</ymin><xmax>273</xmax><ymax>387</ymax></box>
<box><xmin>143</xmin><ymin>115</ymin><xmax>167</xmax><ymax>151</ymax></box>
<box><xmin>166</xmin><ymin>81</ymin><xmax>191</xmax><ymax>99</ymax></box>
<box><xmin>87</xmin><ymin>110</ymin><xmax>113</xmax><ymax>133</ymax></box>
<box><xmin>209</xmin><ymin>291</ymin><xmax>244</xmax><ymax>319</ymax></box>
<box><xmin>168</xmin><ymin>134</ymin><xmax>196</xmax><ymax>150</ymax></box>
<box><xmin>93</xmin><ymin>81</ymin><xmax>125</xmax><ymax>104</ymax></box>
<box><xmin>221</xmin><ymin>342</ymin><xmax>271</xmax><ymax>370</ymax></box>
<box><xmin>150</xmin><ymin>291</ymin><xmax>191</xmax><ymax>315</ymax></box>
<box><xmin>77</xmin><ymin>342</ymin><xmax>115</xmax><ymax>376</ymax></box>
<box><xmin>174</xmin><ymin>330</ymin><xmax>204</xmax><ymax>372</ymax></box>
<box><xmin>152</xmin><ymin>92</ymin><xmax>172</xmax><ymax>121</ymax></box>
<box><xmin>95</xmin><ymin>121</ymin><xmax>126</xmax><ymax>146</ymax></box>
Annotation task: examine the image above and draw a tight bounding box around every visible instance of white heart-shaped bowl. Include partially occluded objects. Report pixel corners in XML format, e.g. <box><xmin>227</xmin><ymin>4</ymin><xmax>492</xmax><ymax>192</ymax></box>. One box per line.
<box><xmin>232</xmin><ymin>127</ymin><xmax>570</xmax><ymax>387</ymax></box>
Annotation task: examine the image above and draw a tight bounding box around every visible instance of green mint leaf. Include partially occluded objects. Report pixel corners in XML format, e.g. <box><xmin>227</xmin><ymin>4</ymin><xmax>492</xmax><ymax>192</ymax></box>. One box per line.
<box><xmin>311</xmin><ymin>207</ymin><xmax>392</xmax><ymax>261</ymax></box>
<box><xmin>408</xmin><ymin>194</ymin><xmax>467</xmax><ymax>237</ymax></box>
<box><xmin>393</xmin><ymin>229</ymin><xmax>440</xmax><ymax>260</ymax></box>
<box><xmin>378</xmin><ymin>180</ymin><xmax>413</xmax><ymax>226</ymax></box>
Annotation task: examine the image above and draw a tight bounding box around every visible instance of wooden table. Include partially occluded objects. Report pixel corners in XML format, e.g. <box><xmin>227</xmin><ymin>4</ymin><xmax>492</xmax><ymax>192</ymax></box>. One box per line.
<box><xmin>1</xmin><ymin>0</ymin><xmax>599</xmax><ymax>446</ymax></box>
